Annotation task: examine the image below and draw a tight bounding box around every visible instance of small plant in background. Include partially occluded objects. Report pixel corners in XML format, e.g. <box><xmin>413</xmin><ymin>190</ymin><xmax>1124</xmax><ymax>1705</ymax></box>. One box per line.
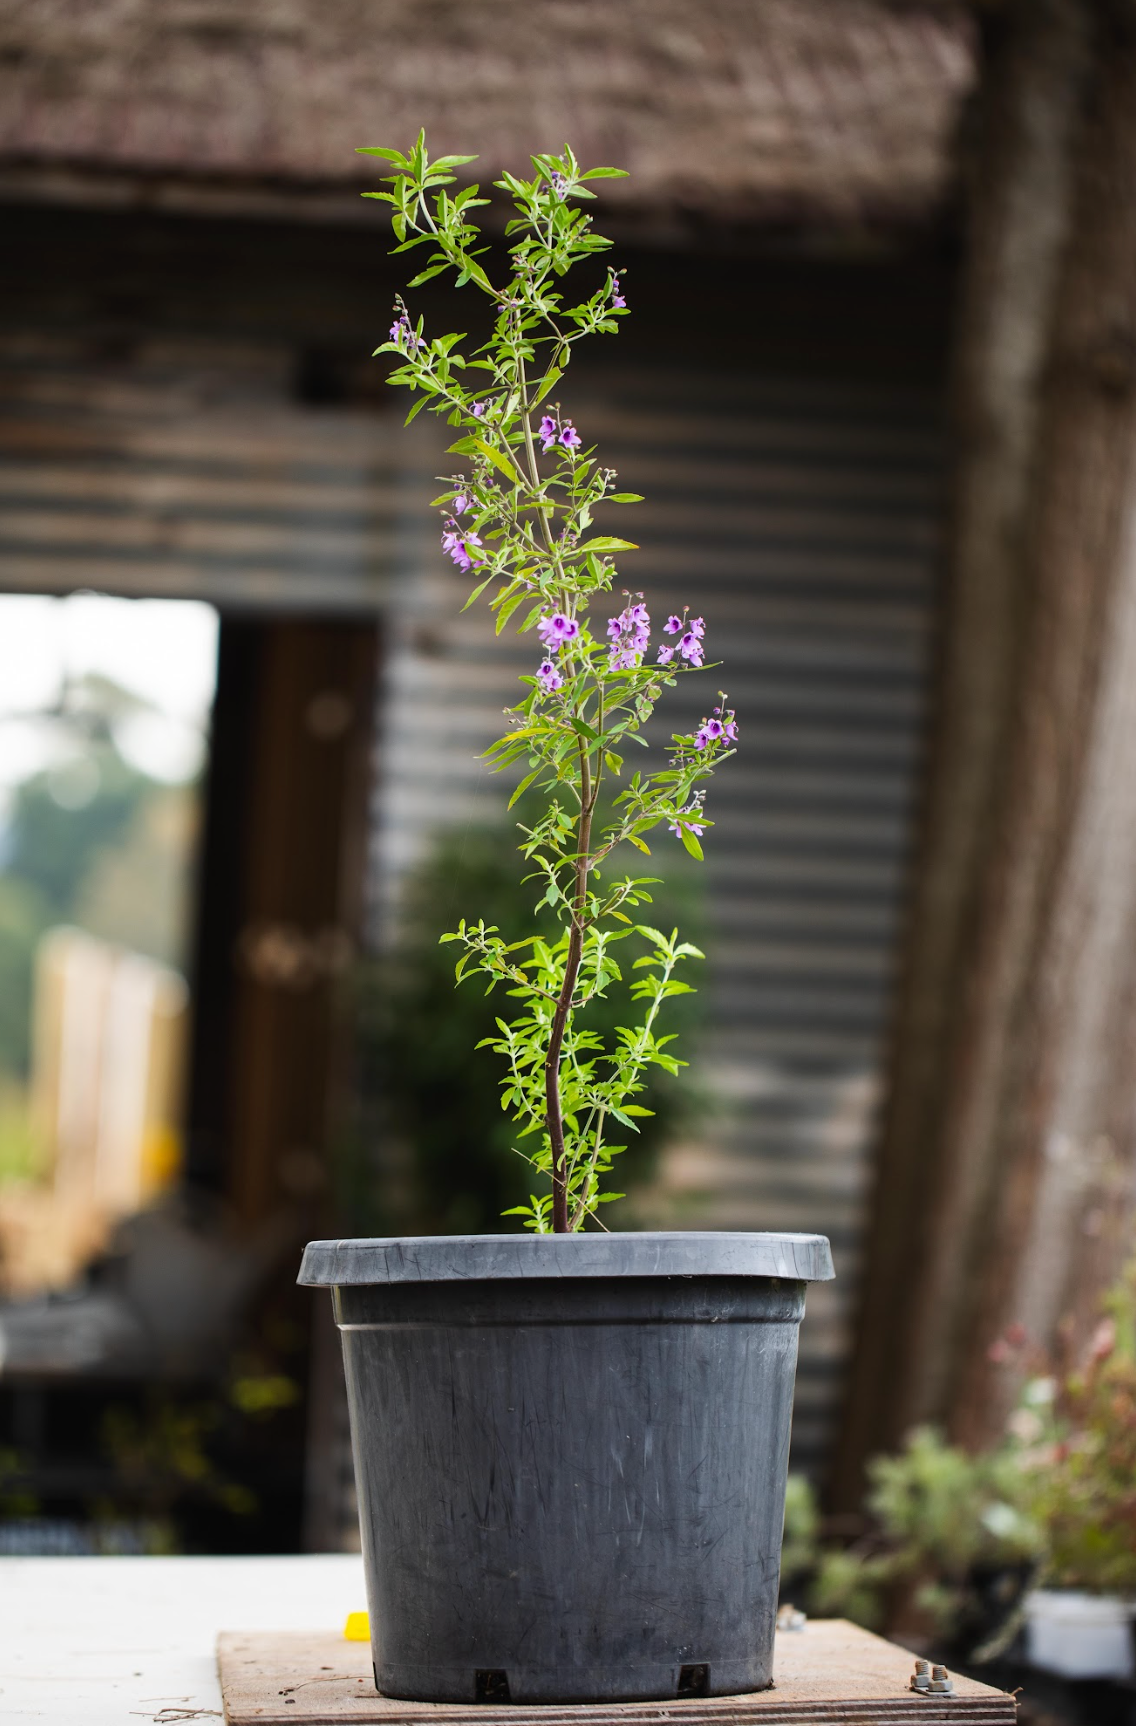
<box><xmin>365</xmin><ymin>133</ymin><xmax>737</xmax><ymax>1231</ymax></box>
<box><xmin>784</xmin><ymin>1260</ymin><xmax>1136</xmax><ymax>1653</ymax></box>
<box><xmin>1022</xmin><ymin>1259</ymin><xmax>1136</xmax><ymax>1597</ymax></box>
<box><xmin>782</xmin><ymin>1427</ymin><xmax>1043</xmax><ymax>1646</ymax></box>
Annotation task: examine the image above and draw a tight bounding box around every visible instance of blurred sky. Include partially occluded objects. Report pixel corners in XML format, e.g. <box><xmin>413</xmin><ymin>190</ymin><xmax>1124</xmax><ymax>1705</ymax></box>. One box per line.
<box><xmin>0</xmin><ymin>594</ymin><xmax>218</xmax><ymax>802</ymax></box>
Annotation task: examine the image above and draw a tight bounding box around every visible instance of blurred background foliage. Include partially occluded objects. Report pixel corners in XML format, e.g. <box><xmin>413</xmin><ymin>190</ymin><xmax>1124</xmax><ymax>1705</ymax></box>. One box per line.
<box><xmin>779</xmin><ymin>1256</ymin><xmax>1136</xmax><ymax>1657</ymax></box>
<box><xmin>0</xmin><ymin>695</ymin><xmax>199</xmax><ymax>1187</ymax></box>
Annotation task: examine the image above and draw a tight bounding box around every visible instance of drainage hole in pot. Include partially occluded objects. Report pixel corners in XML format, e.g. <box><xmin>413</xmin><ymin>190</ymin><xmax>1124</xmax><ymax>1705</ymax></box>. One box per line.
<box><xmin>475</xmin><ymin>1670</ymin><xmax>511</xmax><ymax>1703</ymax></box>
<box><xmin>677</xmin><ymin>1664</ymin><xmax>710</xmax><ymax>1698</ymax></box>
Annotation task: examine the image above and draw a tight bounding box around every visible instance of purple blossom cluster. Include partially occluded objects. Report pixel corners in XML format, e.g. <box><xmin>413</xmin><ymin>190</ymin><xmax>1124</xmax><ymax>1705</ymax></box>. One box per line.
<box><xmin>548</xmin><ymin>170</ymin><xmax>568</xmax><ymax>200</ymax></box>
<box><xmin>693</xmin><ymin>702</ymin><xmax>739</xmax><ymax>751</ymax></box>
<box><xmin>657</xmin><ymin>611</ymin><xmax>705</xmax><ymax>668</ymax></box>
<box><xmin>537</xmin><ymin>612</ymin><xmax>581</xmax><ymax>651</ymax></box>
<box><xmin>533</xmin><ymin>612</ymin><xmax>580</xmax><ymax>694</ymax></box>
<box><xmin>389</xmin><ymin>312</ymin><xmax>425</xmax><ymax>352</ymax></box>
<box><xmin>606</xmin><ymin>598</ymin><xmax>651</xmax><ymax>671</ymax></box>
<box><xmin>668</xmin><ymin>790</ymin><xmax>707</xmax><ymax>840</ymax></box>
<box><xmin>539</xmin><ymin>415</ymin><xmax>583</xmax><ymax>454</ymax></box>
<box><xmin>441</xmin><ymin>517</ymin><xmax>483</xmax><ymax>573</ymax></box>
<box><xmin>608</xmin><ymin>270</ymin><xmax>627</xmax><ymax>310</ymax></box>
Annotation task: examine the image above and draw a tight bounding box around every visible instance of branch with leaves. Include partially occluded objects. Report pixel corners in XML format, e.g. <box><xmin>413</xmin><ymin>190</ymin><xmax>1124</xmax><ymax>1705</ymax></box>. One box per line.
<box><xmin>366</xmin><ymin>132</ymin><xmax>738</xmax><ymax>1231</ymax></box>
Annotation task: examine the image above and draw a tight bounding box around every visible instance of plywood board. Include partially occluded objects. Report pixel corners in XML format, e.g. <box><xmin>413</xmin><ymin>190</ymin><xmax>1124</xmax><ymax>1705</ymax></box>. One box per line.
<box><xmin>218</xmin><ymin>1620</ymin><xmax>1016</xmax><ymax>1724</ymax></box>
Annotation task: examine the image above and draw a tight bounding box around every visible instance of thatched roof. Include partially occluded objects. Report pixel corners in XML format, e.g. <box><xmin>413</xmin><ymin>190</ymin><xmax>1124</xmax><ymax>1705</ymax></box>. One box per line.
<box><xmin>0</xmin><ymin>0</ymin><xmax>974</xmax><ymax>232</ymax></box>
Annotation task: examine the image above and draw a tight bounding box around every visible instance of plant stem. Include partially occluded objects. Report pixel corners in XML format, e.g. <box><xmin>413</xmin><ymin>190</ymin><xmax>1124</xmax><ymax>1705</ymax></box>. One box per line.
<box><xmin>545</xmin><ymin>735</ymin><xmax>593</xmax><ymax>1230</ymax></box>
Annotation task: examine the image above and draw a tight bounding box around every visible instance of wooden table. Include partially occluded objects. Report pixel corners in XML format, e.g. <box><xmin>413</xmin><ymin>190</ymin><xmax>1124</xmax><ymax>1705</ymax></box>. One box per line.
<box><xmin>0</xmin><ymin>1555</ymin><xmax>1017</xmax><ymax>1724</ymax></box>
<box><xmin>219</xmin><ymin>1619</ymin><xmax>1016</xmax><ymax>1724</ymax></box>
<box><xmin>0</xmin><ymin>1553</ymin><xmax>366</xmax><ymax>1724</ymax></box>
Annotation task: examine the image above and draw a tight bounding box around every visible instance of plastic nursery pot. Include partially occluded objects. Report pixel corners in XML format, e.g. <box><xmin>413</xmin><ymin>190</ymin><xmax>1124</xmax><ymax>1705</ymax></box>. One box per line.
<box><xmin>298</xmin><ymin>1230</ymin><xmax>834</xmax><ymax>1705</ymax></box>
<box><xmin>1024</xmin><ymin>1588</ymin><xmax>1136</xmax><ymax>1681</ymax></box>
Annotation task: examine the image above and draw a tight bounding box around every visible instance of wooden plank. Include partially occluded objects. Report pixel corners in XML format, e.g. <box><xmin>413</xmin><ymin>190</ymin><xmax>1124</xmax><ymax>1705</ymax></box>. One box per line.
<box><xmin>217</xmin><ymin>1621</ymin><xmax>1016</xmax><ymax>1724</ymax></box>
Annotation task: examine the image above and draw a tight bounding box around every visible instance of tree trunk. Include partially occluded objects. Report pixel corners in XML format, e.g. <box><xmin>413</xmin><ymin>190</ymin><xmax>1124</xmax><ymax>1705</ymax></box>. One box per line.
<box><xmin>832</xmin><ymin>0</ymin><xmax>1136</xmax><ymax>1497</ymax></box>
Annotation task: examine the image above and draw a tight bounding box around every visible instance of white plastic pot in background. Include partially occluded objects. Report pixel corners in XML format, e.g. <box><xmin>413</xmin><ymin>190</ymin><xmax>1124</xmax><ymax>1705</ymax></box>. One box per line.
<box><xmin>1024</xmin><ymin>1589</ymin><xmax>1135</xmax><ymax>1681</ymax></box>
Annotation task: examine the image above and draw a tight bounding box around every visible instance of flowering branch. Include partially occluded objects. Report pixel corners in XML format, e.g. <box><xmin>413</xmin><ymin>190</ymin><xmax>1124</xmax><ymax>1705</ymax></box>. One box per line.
<box><xmin>364</xmin><ymin>132</ymin><xmax>737</xmax><ymax>1230</ymax></box>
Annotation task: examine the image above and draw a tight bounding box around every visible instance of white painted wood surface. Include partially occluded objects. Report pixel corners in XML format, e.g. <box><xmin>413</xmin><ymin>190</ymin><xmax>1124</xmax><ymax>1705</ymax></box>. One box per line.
<box><xmin>0</xmin><ymin>1553</ymin><xmax>366</xmax><ymax>1724</ymax></box>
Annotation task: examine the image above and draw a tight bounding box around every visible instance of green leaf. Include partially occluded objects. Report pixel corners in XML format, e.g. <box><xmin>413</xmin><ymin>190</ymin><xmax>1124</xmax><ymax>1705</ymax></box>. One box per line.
<box><xmin>460</xmin><ymin>575</ymin><xmax>495</xmax><ymax>611</ymax></box>
<box><xmin>508</xmin><ymin>767</ymin><xmax>545</xmax><ymax>808</ymax></box>
<box><xmin>495</xmin><ymin>592</ymin><xmax>525</xmax><ymax>633</ymax></box>
<box><xmin>680</xmin><ymin>828</ymin><xmax>704</xmax><ymax>861</ymax></box>
<box><xmin>474</xmin><ymin>437</ymin><xmax>520</xmax><ymax>483</ymax></box>
<box><xmin>533</xmin><ymin>366</ymin><xmax>562</xmax><ymax>406</ymax></box>
<box><xmin>579</xmin><ymin>536</ymin><xmax>638</xmax><ymax>553</ymax></box>
<box><xmin>407</xmin><ymin>262</ymin><xmax>449</xmax><ymax>288</ymax></box>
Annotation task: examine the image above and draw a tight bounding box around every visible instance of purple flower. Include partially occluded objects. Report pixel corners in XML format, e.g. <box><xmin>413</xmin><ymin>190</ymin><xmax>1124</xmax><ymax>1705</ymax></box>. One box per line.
<box><xmin>537</xmin><ymin>659</ymin><xmax>564</xmax><ymax>694</ymax></box>
<box><xmin>664</xmin><ymin>615</ymin><xmax>683</xmax><ymax>635</ymax></box>
<box><xmin>714</xmin><ymin>703</ymin><xmax>739</xmax><ymax>743</ymax></box>
<box><xmin>693</xmin><ymin>713</ymin><xmax>725</xmax><ymax>750</ymax></box>
<box><xmin>549</xmin><ymin>170</ymin><xmax>568</xmax><ymax>200</ymax></box>
<box><xmin>389</xmin><ymin>313</ymin><xmax>424</xmax><ymax>352</ymax></box>
<box><xmin>657</xmin><ymin>645</ymin><xmax>675</xmax><ymax>666</ymax></box>
<box><xmin>668</xmin><ymin>791</ymin><xmax>707</xmax><ymax>839</ymax></box>
<box><xmin>441</xmin><ymin>518</ymin><xmax>483</xmax><ymax>573</ymax></box>
<box><xmin>471</xmin><ymin>401</ymin><xmax>486</xmax><ymax>418</ymax></box>
<box><xmin>537</xmin><ymin>612</ymin><xmax>580</xmax><ymax>651</ymax></box>
<box><xmin>688</xmin><ymin>616</ymin><xmax>705</xmax><ymax>639</ymax></box>
<box><xmin>452</xmin><ymin>493</ymin><xmax>469</xmax><ymax>515</ymax></box>
<box><xmin>559</xmin><ymin>421</ymin><xmax>582</xmax><ymax>451</ymax></box>
<box><xmin>679</xmin><ymin>632</ymin><xmax>704</xmax><ymax>667</ymax></box>
<box><xmin>607</xmin><ymin>596</ymin><xmax>651</xmax><ymax>670</ymax></box>
<box><xmin>539</xmin><ymin>415</ymin><xmax>558</xmax><ymax>453</ymax></box>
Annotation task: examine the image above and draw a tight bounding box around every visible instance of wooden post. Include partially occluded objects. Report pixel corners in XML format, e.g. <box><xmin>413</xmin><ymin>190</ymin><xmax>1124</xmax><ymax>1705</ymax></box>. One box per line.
<box><xmin>834</xmin><ymin>0</ymin><xmax>1136</xmax><ymax>1496</ymax></box>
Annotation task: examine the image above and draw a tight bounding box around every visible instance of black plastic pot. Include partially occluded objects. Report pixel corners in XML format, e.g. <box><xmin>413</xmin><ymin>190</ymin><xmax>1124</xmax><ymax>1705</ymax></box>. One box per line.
<box><xmin>299</xmin><ymin>1231</ymin><xmax>833</xmax><ymax>1704</ymax></box>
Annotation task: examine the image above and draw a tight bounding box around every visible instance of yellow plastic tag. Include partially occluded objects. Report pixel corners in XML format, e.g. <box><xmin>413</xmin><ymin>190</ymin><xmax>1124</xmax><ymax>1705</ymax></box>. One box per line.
<box><xmin>344</xmin><ymin>1612</ymin><xmax>370</xmax><ymax>1641</ymax></box>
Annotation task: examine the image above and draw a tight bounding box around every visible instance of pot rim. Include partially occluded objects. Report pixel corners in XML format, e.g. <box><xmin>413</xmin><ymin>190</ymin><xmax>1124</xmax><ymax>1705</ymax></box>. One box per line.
<box><xmin>298</xmin><ymin>1230</ymin><xmax>834</xmax><ymax>1287</ymax></box>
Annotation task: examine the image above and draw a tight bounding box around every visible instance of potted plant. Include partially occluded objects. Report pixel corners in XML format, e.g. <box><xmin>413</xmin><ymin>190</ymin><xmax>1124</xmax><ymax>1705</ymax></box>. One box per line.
<box><xmin>777</xmin><ymin>1427</ymin><xmax>1044</xmax><ymax>1656</ymax></box>
<box><xmin>299</xmin><ymin>135</ymin><xmax>833</xmax><ymax>1706</ymax></box>
<box><xmin>1017</xmin><ymin>1268</ymin><xmax>1136</xmax><ymax>1681</ymax></box>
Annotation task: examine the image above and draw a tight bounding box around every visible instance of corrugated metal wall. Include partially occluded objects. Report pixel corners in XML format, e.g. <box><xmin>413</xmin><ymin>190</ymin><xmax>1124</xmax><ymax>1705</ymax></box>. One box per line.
<box><xmin>0</xmin><ymin>327</ymin><xmax>942</xmax><ymax>1473</ymax></box>
<box><xmin>0</xmin><ymin>332</ymin><xmax>394</xmax><ymax>610</ymax></box>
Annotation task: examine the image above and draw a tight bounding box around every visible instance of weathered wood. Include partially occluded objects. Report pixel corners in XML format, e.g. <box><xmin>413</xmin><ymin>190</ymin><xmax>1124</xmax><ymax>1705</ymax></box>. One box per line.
<box><xmin>834</xmin><ymin>0</ymin><xmax>1090</xmax><ymax>1498</ymax></box>
<box><xmin>943</xmin><ymin>0</ymin><xmax>1136</xmax><ymax>1443</ymax></box>
<box><xmin>217</xmin><ymin>1622</ymin><xmax>1016</xmax><ymax>1724</ymax></box>
<box><xmin>836</xmin><ymin>0</ymin><xmax>1136</xmax><ymax>1482</ymax></box>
